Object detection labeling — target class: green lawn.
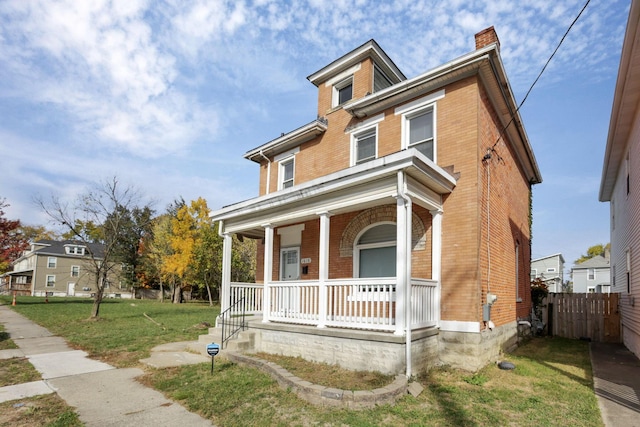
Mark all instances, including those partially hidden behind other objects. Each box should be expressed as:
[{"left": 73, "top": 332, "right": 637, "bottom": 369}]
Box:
[
  {"left": 0, "top": 296, "right": 218, "bottom": 367},
  {"left": 0, "top": 296, "right": 604, "bottom": 426}
]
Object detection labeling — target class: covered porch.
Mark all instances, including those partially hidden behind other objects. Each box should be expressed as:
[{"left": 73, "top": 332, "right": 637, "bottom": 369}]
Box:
[{"left": 212, "top": 150, "right": 457, "bottom": 335}]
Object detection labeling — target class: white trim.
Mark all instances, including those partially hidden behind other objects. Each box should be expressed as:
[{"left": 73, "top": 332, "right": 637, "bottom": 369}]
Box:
[
  {"left": 324, "top": 63, "right": 361, "bottom": 87},
  {"left": 274, "top": 147, "right": 300, "bottom": 162},
  {"left": 400, "top": 103, "right": 438, "bottom": 162},
  {"left": 347, "top": 113, "right": 385, "bottom": 133},
  {"left": 352, "top": 221, "right": 396, "bottom": 277},
  {"left": 394, "top": 89, "right": 445, "bottom": 116},
  {"left": 332, "top": 76, "right": 354, "bottom": 107},
  {"left": 351, "top": 126, "right": 378, "bottom": 166},
  {"left": 45, "top": 274, "right": 56, "bottom": 287},
  {"left": 439, "top": 320, "right": 481, "bottom": 333},
  {"left": 278, "top": 156, "right": 295, "bottom": 190}
]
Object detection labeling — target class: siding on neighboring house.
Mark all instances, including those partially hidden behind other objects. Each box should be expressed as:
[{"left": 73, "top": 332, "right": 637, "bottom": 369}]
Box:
[{"left": 599, "top": 0, "right": 640, "bottom": 359}]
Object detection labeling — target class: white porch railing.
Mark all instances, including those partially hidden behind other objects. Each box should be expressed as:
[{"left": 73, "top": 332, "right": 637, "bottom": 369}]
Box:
[
  {"left": 229, "top": 283, "right": 263, "bottom": 315},
  {"left": 230, "top": 278, "right": 438, "bottom": 332}
]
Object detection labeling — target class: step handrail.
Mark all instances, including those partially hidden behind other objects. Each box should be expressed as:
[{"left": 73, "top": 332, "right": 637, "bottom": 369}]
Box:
[{"left": 220, "top": 297, "right": 246, "bottom": 349}]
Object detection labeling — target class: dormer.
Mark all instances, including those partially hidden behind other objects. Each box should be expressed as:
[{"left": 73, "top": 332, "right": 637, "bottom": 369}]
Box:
[
  {"left": 307, "top": 40, "right": 406, "bottom": 116},
  {"left": 64, "top": 244, "right": 86, "bottom": 256}
]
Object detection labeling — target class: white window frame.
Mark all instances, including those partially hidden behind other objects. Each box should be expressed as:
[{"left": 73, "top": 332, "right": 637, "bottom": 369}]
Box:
[
  {"left": 546, "top": 267, "right": 556, "bottom": 273},
  {"left": 352, "top": 222, "right": 397, "bottom": 278},
  {"left": 530, "top": 268, "right": 537, "bottom": 280},
  {"left": 278, "top": 156, "right": 295, "bottom": 190},
  {"left": 65, "top": 245, "right": 85, "bottom": 255},
  {"left": 71, "top": 265, "right": 80, "bottom": 278},
  {"left": 46, "top": 275, "right": 55, "bottom": 287},
  {"left": 348, "top": 113, "right": 384, "bottom": 167},
  {"left": 588, "top": 268, "right": 595, "bottom": 281},
  {"left": 47, "top": 257, "right": 57, "bottom": 268},
  {"left": 332, "top": 77, "right": 353, "bottom": 107},
  {"left": 395, "top": 89, "right": 444, "bottom": 163},
  {"left": 352, "top": 127, "right": 377, "bottom": 165}
]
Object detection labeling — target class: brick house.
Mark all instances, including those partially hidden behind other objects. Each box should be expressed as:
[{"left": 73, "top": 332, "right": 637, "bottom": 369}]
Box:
[{"left": 211, "top": 27, "right": 542, "bottom": 374}]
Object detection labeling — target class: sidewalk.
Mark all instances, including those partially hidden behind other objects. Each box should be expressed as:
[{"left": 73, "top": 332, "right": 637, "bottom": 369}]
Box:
[
  {"left": 590, "top": 341, "right": 640, "bottom": 427},
  {"left": 0, "top": 304, "right": 213, "bottom": 426}
]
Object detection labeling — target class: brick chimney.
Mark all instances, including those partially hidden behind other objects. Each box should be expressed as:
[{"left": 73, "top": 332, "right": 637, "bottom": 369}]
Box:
[{"left": 475, "top": 26, "right": 500, "bottom": 51}]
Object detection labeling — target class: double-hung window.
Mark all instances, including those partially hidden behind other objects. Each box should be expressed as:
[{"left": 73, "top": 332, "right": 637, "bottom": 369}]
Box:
[
  {"left": 349, "top": 113, "right": 384, "bottom": 166},
  {"left": 333, "top": 77, "right": 353, "bottom": 107},
  {"left": 71, "top": 265, "right": 80, "bottom": 278},
  {"left": 47, "top": 257, "right": 57, "bottom": 268},
  {"left": 279, "top": 157, "right": 294, "bottom": 189},
  {"left": 354, "top": 129, "right": 377, "bottom": 164},
  {"left": 46, "top": 275, "right": 55, "bottom": 287},
  {"left": 396, "top": 89, "right": 444, "bottom": 162},
  {"left": 407, "top": 107, "right": 434, "bottom": 159}
]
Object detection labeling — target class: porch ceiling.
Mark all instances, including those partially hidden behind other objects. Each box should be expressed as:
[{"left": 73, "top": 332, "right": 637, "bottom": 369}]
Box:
[{"left": 212, "top": 150, "right": 457, "bottom": 237}]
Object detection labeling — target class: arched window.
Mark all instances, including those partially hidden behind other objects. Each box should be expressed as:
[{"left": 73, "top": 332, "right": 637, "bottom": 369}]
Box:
[{"left": 354, "top": 223, "right": 396, "bottom": 278}]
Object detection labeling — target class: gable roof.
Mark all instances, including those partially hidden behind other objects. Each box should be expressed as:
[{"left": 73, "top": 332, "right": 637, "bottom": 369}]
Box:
[
  {"left": 572, "top": 255, "right": 611, "bottom": 270},
  {"left": 532, "top": 253, "right": 565, "bottom": 264},
  {"left": 30, "top": 239, "right": 105, "bottom": 259}
]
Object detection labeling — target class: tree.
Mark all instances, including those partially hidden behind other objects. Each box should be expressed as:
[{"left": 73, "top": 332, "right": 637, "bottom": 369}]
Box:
[
  {"left": 575, "top": 243, "right": 611, "bottom": 264},
  {"left": 37, "top": 177, "right": 151, "bottom": 318},
  {"left": 0, "top": 199, "right": 29, "bottom": 273},
  {"left": 19, "top": 224, "right": 59, "bottom": 242}
]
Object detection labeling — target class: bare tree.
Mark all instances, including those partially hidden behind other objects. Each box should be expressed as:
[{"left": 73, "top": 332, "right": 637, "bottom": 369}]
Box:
[{"left": 37, "top": 177, "right": 150, "bottom": 318}]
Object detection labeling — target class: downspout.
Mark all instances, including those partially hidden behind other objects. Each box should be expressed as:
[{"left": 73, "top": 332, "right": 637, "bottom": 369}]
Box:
[
  {"left": 259, "top": 150, "right": 271, "bottom": 195},
  {"left": 397, "top": 171, "right": 413, "bottom": 378}
]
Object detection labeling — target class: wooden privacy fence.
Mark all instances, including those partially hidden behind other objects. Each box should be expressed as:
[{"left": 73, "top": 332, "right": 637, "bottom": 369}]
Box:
[{"left": 543, "top": 293, "right": 621, "bottom": 343}]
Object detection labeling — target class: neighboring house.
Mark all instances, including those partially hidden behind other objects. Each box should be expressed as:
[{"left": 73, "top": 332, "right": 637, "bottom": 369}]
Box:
[
  {"left": 211, "top": 27, "right": 542, "bottom": 374},
  {"left": 571, "top": 255, "right": 611, "bottom": 294},
  {"left": 0, "top": 239, "right": 129, "bottom": 299},
  {"left": 599, "top": 0, "right": 640, "bottom": 359},
  {"left": 531, "top": 253, "right": 565, "bottom": 293}
]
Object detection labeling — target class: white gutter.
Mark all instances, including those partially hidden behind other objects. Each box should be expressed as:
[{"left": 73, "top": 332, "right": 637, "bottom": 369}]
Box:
[{"left": 259, "top": 150, "right": 271, "bottom": 195}]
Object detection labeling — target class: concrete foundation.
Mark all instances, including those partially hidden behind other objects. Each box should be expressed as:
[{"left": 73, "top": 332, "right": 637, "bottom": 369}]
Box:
[
  {"left": 248, "top": 321, "right": 439, "bottom": 376},
  {"left": 437, "top": 321, "right": 519, "bottom": 371}
]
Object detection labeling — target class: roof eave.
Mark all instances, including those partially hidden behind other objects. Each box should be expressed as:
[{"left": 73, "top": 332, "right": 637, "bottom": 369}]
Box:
[{"left": 244, "top": 119, "right": 328, "bottom": 163}]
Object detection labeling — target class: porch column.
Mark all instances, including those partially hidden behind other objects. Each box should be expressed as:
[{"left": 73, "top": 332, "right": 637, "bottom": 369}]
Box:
[
  {"left": 430, "top": 209, "right": 443, "bottom": 325},
  {"left": 221, "top": 232, "right": 233, "bottom": 314},
  {"left": 317, "top": 212, "right": 331, "bottom": 328},
  {"left": 262, "top": 224, "right": 274, "bottom": 323},
  {"left": 395, "top": 196, "right": 408, "bottom": 335}
]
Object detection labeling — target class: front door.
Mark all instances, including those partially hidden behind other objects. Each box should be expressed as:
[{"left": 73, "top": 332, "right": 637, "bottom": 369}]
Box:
[
  {"left": 67, "top": 282, "right": 75, "bottom": 296},
  {"left": 280, "top": 247, "right": 300, "bottom": 281}
]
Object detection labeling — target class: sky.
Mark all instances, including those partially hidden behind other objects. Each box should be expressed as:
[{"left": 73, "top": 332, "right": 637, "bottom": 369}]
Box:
[{"left": 0, "top": 0, "right": 630, "bottom": 274}]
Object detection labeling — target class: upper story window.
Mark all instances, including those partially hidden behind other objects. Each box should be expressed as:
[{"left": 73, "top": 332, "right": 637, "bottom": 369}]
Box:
[
  {"left": 47, "top": 257, "right": 57, "bottom": 268},
  {"left": 546, "top": 268, "right": 556, "bottom": 273},
  {"left": 65, "top": 245, "right": 85, "bottom": 255},
  {"left": 354, "top": 129, "right": 377, "bottom": 164},
  {"left": 279, "top": 157, "right": 294, "bottom": 189},
  {"left": 373, "top": 65, "right": 392, "bottom": 93},
  {"left": 530, "top": 269, "right": 537, "bottom": 280},
  {"left": 71, "top": 265, "right": 80, "bottom": 278},
  {"left": 408, "top": 107, "right": 434, "bottom": 159},
  {"left": 348, "top": 113, "right": 384, "bottom": 167},
  {"left": 333, "top": 77, "right": 353, "bottom": 107},
  {"left": 588, "top": 268, "right": 595, "bottom": 280},
  {"left": 46, "top": 275, "right": 55, "bottom": 287},
  {"left": 395, "top": 89, "right": 444, "bottom": 162}
]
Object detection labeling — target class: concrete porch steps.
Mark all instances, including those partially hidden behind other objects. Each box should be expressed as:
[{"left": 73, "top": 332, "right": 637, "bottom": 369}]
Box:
[{"left": 187, "top": 326, "right": 256, "bottom": 356}]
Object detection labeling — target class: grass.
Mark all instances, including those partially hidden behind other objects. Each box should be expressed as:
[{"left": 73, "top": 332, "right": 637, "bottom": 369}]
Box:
[
  {"left": 0, "top": 323, "right": 18, "bottom": 350},
  {"left": 0, "top": 295, "right": 218, "bottom": 367},
  {"left": 0, "top": 296, "right": 604, "bottom": 426},
  {"left": 0, "top": 358, "right": 42, "bottom": 387},
  {"left": 0, "top": 394, "right": 82, "bottom": 427}
]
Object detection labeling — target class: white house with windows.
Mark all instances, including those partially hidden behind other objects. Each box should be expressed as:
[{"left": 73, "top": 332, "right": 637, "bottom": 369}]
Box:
[
  {"left": 531, "top": 253, "right": 565, "bottom": 293},
  {"left": 571, "top": 255, "right": 611, "bottom": 294},
  {"left": 599, "top": 0, "right": 640, "bottom": 359}
]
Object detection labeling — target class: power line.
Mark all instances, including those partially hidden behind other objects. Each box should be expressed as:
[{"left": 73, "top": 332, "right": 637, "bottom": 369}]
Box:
[{"left": 491, "top": 0, "right": 592, "bottom": 150}]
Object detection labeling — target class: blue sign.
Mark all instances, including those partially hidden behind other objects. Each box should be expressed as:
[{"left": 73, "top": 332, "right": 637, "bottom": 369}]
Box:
[{"left": 206, "top": 343, "right": 220, "bottom": 356}]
